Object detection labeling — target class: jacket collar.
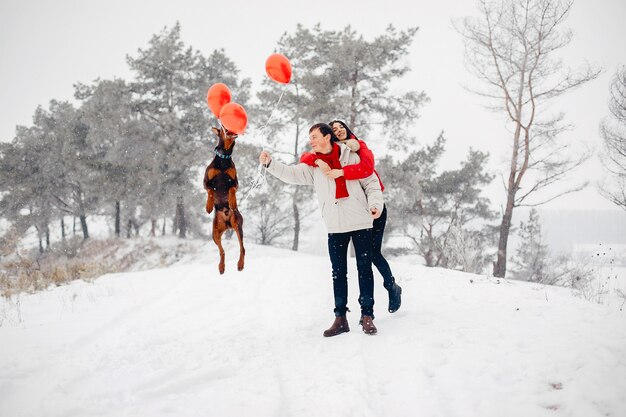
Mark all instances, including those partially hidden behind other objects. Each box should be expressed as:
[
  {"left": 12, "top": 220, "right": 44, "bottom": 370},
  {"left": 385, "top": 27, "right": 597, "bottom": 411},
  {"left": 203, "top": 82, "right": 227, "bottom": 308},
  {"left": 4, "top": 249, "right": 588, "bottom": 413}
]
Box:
[{"left": 337, "top": 142, "right": 350, "bottom": 161}]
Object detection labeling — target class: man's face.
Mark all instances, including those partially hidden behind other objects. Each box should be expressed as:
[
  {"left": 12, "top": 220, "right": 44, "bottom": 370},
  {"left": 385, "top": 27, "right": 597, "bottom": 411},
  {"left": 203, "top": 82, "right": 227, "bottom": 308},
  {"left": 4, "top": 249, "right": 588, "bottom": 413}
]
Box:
[{"left": 309, "top": 128, "right": 329, "bottom": 153}]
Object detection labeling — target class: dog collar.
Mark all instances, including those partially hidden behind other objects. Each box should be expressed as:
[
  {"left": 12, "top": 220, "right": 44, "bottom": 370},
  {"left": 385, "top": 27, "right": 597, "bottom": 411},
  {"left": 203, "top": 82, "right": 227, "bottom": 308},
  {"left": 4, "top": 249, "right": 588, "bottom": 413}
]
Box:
[{"left": 214, "top": 148, "right": 232, "bottom": 159}]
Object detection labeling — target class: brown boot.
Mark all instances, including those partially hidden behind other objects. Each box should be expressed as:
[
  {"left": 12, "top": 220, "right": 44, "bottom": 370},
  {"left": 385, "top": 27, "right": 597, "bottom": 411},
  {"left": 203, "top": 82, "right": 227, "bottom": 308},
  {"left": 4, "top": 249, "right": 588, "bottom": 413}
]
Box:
[
  {"left": 323, "top": 315, "right": 350, "bottom": 337},
  {"left": 361, "top": 315, "right": 377, "bottom": 335}
]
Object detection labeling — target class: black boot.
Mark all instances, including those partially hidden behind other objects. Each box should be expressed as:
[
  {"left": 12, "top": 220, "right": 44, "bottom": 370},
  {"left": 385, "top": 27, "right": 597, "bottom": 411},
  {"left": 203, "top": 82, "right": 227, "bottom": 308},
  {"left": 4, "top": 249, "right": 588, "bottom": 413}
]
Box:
[
  {"left": 388, "top": 283, "right": 402, "bottom": 313},
  {"left": 323, "top": 315, "right": 350, "bottom": 337}
]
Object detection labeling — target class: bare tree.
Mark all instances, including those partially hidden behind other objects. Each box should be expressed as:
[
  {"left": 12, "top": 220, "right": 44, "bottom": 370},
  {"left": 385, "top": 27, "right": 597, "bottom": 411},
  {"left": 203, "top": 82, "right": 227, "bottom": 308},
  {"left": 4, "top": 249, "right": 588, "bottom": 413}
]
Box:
[
  {"left": 458, "top": 0, "right": 600, "bottom": 277},
  {"left": 600, "top": 66, "right": 626, "bottom": 210}
]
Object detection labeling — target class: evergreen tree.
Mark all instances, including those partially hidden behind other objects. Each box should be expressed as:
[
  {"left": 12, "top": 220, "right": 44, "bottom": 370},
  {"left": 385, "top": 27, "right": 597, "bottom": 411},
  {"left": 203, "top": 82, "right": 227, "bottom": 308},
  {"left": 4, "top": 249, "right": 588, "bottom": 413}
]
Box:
[
  {"left": 378, "top": 133, "right": 496, "bottom": 268},
  {"left": 511, "top": 209, "right": 550, "bottom": 282},
  {"left": 254, "top": 25, "right": 320, "bottom": 250},
  {"left": 39, "top": 101, "right": 94, "bottom": 240},
  {"left": 313, "top": 25, "right": 428, "bottom": 149},
  {"left": 126, "top": 22, "right": 250, "bottom": 238},
  {"left": 75, "top": 78, "right": 149, "bottom": 237},
  {"left": 0, "top": 126, "right": 55, "bottom": 251},
  {"left": 256, "top": 24, "right": 428, "bottom": 250},
  {"left": 0, "top": 100, "right": 94, "bottom": 244}
]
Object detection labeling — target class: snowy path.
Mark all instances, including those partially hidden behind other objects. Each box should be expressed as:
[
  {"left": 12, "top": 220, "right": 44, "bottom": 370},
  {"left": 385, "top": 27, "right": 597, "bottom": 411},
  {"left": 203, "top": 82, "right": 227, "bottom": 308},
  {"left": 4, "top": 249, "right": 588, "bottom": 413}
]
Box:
[{"left": 1, "top": 242, "right": 625, "bottom": 417}]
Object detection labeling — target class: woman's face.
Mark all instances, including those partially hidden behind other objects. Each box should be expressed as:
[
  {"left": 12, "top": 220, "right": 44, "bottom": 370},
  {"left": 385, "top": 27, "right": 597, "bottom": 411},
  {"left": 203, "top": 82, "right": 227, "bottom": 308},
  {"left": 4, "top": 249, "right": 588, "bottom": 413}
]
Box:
[{"left": 331, "top": 123, "right": 348, "bottom": 141}]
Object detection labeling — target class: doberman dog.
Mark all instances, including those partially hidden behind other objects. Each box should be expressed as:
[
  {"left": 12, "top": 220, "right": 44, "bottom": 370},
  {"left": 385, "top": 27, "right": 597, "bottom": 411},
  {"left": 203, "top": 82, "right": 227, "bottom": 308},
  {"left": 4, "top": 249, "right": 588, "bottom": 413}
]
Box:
[{"left": 204, "top": 126, "right": 245, "bottom": 275}]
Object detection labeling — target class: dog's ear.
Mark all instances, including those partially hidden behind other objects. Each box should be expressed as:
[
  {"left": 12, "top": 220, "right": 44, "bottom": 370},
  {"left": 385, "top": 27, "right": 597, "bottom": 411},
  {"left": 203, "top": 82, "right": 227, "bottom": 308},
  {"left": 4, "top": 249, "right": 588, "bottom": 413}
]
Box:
[{"left": 211, "top": 127, "right": 220, "bottom": 136}]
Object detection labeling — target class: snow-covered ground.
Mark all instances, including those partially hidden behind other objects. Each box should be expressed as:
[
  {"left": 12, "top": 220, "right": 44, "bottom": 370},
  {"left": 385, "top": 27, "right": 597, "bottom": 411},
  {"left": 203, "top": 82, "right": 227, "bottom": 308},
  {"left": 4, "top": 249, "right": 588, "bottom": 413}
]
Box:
[{"left": 1, "top": 240, "right": 625, "bottom": 417}]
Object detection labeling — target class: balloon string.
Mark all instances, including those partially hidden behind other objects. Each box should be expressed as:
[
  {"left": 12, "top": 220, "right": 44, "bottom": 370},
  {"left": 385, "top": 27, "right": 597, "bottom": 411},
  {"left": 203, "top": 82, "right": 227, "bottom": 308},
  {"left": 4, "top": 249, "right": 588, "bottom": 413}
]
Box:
[
  {"left": 258, "top": 83, "right": 288, "bottom": 150},
  {"left": 240, "top": 83, "right": 289, "bottom": 204}
]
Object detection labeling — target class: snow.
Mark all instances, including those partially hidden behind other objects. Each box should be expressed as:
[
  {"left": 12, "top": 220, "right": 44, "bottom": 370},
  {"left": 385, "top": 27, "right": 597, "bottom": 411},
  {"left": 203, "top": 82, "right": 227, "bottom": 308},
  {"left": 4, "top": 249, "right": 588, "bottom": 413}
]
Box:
[{"left": 1, "top": 240, "right": 625, "bottom": 417}]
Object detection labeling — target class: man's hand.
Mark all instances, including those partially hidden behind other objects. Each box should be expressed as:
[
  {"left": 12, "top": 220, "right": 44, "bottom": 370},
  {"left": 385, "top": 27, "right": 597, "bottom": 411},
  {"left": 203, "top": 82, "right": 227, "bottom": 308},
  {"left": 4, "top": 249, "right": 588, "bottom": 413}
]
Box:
[
  {"left": 345, "top": 139, "right": 360, "bottom": 152},
  {"left": 370, "top": 207, "right": 382, "bottom": 219},
  {"left": 315, "top": 159, "right": 331, "bottom": 174},
  {"left": 326, "top": 169, "right": 344, "bottom": 179},
  {"left": 259, "top": 151, "right": 272, "bottom": 166}
]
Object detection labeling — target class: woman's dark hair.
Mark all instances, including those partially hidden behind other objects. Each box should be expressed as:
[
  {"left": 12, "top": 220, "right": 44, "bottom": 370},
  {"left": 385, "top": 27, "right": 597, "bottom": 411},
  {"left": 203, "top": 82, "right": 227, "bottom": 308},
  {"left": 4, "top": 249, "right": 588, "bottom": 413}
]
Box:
[
  {"left": 329, "top": 120, "right": 359, "bottom": 141},
  {"left": 309, "top": 123, "right": 339, "bottom": 142}
]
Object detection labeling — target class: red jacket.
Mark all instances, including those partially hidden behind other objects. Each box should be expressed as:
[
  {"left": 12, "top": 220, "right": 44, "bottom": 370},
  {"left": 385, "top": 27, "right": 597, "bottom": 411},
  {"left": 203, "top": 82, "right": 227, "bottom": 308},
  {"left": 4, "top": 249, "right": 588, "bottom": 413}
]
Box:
[{"left": 300, "top": 140, "right": 385, "bottom": 192}]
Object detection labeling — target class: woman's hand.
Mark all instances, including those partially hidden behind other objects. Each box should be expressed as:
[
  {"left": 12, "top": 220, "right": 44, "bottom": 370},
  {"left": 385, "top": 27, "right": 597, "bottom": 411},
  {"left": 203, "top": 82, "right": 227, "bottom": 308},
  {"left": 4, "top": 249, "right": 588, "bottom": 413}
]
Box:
[
  {"left": 315, "top": 159, "right": 331, "bottom": 174},
  {"left": 345, "top": 139, "right": 360, "bottom": 152},
  {"left": 326, "top": 169, "right": 344, "bottom": 179},
  {"left": 370, "top": 207, "right": 382, "bottom": 219}
]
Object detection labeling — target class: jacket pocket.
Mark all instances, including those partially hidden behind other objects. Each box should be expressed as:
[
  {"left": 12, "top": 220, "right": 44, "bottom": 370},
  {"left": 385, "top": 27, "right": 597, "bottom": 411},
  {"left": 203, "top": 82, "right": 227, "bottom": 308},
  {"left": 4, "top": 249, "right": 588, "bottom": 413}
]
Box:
[{"left": 321, "top": 200, "right": 340, "bottom": 230}]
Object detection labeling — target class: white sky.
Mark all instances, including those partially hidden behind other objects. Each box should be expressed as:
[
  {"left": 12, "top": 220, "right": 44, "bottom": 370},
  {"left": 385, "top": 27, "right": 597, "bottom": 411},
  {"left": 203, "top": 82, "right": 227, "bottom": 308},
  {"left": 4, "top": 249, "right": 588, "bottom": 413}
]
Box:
[{"left": 1, "top": 0, "right": 625, "bottom": 214}]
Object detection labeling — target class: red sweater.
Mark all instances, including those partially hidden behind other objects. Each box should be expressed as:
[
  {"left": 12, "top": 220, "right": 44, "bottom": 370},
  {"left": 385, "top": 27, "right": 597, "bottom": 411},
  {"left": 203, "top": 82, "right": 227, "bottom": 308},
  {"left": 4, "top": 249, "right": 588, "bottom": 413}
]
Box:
[{"left": 300, "top": 140, "right": 385, "bottom": 192}]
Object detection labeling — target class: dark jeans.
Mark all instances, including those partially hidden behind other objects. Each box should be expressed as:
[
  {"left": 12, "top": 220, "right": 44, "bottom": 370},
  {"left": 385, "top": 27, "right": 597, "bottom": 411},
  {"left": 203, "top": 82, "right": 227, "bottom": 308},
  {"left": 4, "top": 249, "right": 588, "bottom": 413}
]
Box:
[
  {"left": 327, "top": 228, "right": 374, "bottom": 317},
  {"left": 372, "top": 205, "right": 397, "bottom": 290}
]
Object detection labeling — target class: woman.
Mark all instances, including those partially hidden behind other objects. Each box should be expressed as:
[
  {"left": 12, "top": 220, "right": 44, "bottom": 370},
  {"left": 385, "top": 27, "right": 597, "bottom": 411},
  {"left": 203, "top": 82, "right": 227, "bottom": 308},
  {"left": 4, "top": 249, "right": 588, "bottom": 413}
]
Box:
[{"left": 300, "top": 120, "right": 402, "bottom": 314}]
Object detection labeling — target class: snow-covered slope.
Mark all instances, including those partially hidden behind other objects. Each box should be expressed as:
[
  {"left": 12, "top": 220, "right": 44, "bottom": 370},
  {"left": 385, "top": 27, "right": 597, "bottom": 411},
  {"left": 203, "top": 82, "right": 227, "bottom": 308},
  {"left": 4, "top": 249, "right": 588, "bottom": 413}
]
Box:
[{"left": 1, "top": 241, "right": 625, "bottom": 417}]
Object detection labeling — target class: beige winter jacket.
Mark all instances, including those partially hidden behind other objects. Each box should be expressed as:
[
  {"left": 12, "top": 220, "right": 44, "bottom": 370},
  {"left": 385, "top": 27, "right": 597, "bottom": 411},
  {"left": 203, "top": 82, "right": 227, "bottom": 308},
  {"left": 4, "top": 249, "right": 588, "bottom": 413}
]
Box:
[{"left": 266, "top": 144, "right": 384, "bottom": 233}]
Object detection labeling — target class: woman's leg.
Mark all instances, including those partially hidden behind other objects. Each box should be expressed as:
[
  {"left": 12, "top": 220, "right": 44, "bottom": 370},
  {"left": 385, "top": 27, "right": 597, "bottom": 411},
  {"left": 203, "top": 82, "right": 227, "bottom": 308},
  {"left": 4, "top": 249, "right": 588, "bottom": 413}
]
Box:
[
  {"left": 371, "top": 205, "right": 396, "bottom": 290},
  {"left": 327, "top": 232, "right": 351, "bottom": 316},
  {"left": 372, "top": 205, "right": 402, "bottom": 313}
]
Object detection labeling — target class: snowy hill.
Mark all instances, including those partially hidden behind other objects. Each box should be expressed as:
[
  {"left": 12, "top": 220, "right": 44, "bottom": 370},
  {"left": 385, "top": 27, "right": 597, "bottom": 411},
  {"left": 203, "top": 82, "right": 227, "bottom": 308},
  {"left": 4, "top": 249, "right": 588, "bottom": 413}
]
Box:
[{"left": 1, "top": 241, "right": 625, "bottom": 417}]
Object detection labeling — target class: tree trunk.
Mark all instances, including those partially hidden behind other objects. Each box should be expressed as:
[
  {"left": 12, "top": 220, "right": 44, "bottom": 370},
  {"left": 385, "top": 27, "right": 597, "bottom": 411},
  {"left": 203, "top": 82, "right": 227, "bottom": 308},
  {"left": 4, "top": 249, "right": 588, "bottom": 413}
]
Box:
[
  {"left": 79, "top": 214, "right": 89, "bottom": 239},
  {"left": 424, "top": 225, "right": 434, "bottom": 267},
  {"left": 45, "top": 224, "right": 50, "bottom": 249},
  {"left": 349, "top": 73, "right": 358, "bottom": 128},
  {"left": 127, "top": 219, "right": 133, "bottom": 238},
  {"left": 61, "top": 217, "right": 66, "bottom": 240},
  {"left": 150, "top": 219, "right": 157, "bottom": 237},
  {"left": 494, "top": 120, "right": 523, "bottom": 278},
  {"left": 291, "top": 101, "right": 301, "bottom": 252},
  {"left": 73, "top": 216, "right": 77, "bottom": 235},
  {"left": 494, "top": 197, "right": 515, "bottom": 278},
  {"left": 424, "top": 249, "right": 433, "bottom": 267},
  {"left": 162, "top": 217, "right": 166, "bottom": 236},
  {"left": 291, "top": 188, "right": 300, "bottom": 251},
  {"left": 36, "top": 225, "right": 43, "bottom": 253},
  {"left": 115, "top": 201, "right": 121, "bottom": 237},
  {"left": 177, "top": 195, "right": 186, "bottom": 238}
]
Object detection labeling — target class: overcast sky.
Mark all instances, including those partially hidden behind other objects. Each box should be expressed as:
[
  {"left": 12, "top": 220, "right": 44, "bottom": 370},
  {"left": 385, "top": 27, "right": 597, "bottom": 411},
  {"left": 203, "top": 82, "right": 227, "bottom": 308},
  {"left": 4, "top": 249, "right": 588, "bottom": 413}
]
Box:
[{"left": 1, "top": 0, "right": 625, "bottom": 214}]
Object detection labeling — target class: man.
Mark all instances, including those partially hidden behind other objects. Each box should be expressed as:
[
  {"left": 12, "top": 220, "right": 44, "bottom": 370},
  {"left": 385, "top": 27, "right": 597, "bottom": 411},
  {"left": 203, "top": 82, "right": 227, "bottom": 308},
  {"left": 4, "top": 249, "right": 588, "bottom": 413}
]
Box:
[{"left": 259, "top": 123, "right": 383, "bottom": 336}]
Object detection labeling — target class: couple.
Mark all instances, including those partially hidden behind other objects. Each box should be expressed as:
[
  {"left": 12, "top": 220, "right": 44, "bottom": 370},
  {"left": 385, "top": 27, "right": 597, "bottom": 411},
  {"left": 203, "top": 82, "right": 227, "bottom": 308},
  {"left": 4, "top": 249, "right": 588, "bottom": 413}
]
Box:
[{"left": 259, "top": 121, "right": 402, "bottom": 337}]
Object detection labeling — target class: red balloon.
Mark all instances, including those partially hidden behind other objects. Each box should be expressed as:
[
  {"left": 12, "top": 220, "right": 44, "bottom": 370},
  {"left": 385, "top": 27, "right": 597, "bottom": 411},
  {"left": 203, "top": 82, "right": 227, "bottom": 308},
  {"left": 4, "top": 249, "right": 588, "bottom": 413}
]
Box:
[
  {"left": 219, "top": 103, "right": 248, "bottom": 134},
  {"left": 265, "top": 53, "right": 292, "bottom": 84},
  {"left": 207, "top": 83, "right": 232, "bottom": 117}
]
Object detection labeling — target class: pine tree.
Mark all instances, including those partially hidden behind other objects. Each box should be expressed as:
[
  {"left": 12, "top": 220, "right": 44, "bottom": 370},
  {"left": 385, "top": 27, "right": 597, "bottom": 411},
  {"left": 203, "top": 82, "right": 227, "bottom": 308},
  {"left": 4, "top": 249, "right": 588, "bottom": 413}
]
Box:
[
  {"left": 256, "top": 24, "right": 428, "bottom": 250},
  {"left": 126, "top": 23, "right": 250, "bottom": 238},
  {"left": 378, "top": 133, "right": 496, "bottom": 268},
  {"left": 75, "top": 78, "right": 149, "bottom": 237},
  {"left": 511, "top": 209, "right": 550, "bottom": 282}
]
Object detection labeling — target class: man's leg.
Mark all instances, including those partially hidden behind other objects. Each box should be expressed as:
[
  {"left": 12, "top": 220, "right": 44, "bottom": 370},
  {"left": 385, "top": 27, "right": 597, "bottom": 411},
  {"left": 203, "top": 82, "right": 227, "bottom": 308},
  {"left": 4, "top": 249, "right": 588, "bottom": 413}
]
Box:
[
  {"left": 324, "top": 232, "right": 351, "bottom": 337},
  {"left": 327, "top": 232, "right": 351, "bottom": 316},
  {"left": 351, "top": 228, "right": 375, "bottom": 317}
]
